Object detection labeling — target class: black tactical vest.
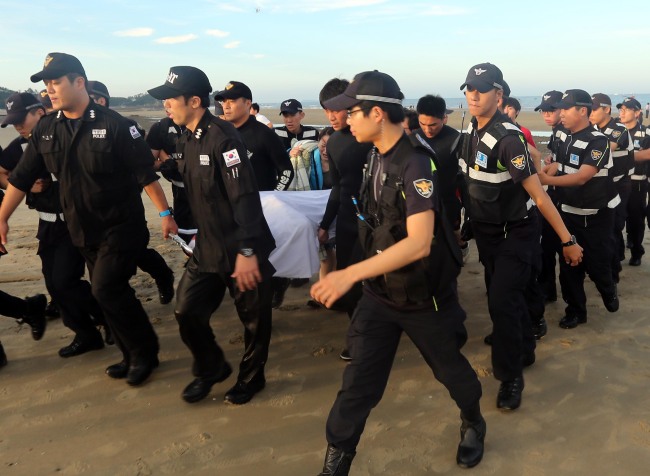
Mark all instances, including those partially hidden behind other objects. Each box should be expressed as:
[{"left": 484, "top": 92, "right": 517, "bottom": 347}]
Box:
[{"left": 357, "top": 137, "right": 462, "bottom": 306}]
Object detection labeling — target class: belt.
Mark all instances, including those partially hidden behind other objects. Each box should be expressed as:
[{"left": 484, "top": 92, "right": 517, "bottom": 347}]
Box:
[{"left": 38, "top": 212, "right": 65, "bottom": 223}]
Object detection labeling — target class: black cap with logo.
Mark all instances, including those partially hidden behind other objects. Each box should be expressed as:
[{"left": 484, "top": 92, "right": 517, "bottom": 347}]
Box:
[
  {"left": 30, "top": 52, "right": 86, "bottom": 83},
  {"left": 460, "top": 63, "right": 504, "bottom": 93},
  {"left": 148, "top": 66, "right": 212, "bottom": 100},
  {"left": 38, "top": 89, "right": 52, "bottom": 109},
  {"left": 280, "top": 99, "right": 303, "bottom": 115},
  {"left": 534, "top": 90, "right": 563, "bottom": 111},
  {"left": 88, "top": 80, "right": 110, "bottom": 100},
  {"left": 616, "top": 97, "right": 642, "bottom": 110},
  {"left": 554, "top": 89, "right": 593, "bottom": 109},
  {"left": 213, "top": 81, "right": 253, "bottom": 101},
  {"left": 591, "top": 93, "right": 611, "bottom": 109},
  {"left": 1, "top": 92, "right": 44, "bottom": 128},
  {"left": 322, "top": 70, "right": 403, "bottom": 111}
]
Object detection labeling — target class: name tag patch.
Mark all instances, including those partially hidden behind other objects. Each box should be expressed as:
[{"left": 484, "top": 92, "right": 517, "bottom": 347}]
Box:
[
  {"left": 199, "top": 154, "right": 210, "bottom": 166},
  {"left": 223, "top": 149, "right": 241, "bottom": 167},
  {"left": 475, "top": 151, "right": 488, "bottom": 168},
  {"left": 92, "top": 128, "right": 106, "bottom": 139},
  {"left": 129, "top": 125, "right": 141, "bottom": 139},
  {"left": 569, "top": 153, "right": 580, "bottom": 166}
]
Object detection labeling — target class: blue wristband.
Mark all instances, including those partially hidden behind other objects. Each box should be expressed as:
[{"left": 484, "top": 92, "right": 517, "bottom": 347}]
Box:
[{"left": 159, "top": 207, "right": 173, "bottom": 217}]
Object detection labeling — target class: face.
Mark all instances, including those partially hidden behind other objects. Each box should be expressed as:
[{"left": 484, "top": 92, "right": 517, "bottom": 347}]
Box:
[
  {"left": 346, "top": 106, "right": 380, "bottom": 143},
  {"left": 282, "top": 111, "right": 304, "bottom": 134},
  {"left": 318, "top": 134, "right": 331, "bottom": 162},
  {"left": 464, "top": 86, "right": 500, "bottom": 120},
  {"left": 503, "top": 105, "right": 518, "bottom": 122},
  {"left": 589, "top": 106, "right": 609, "bottom": 127},
  {"left": 163, "top": 95, "right": 195, "bottom": 127},
  {"left": 418, "top": 114, "right": 444, "bottom": 138},
  {"left": 540, "top": 109, "right": 561, "bottom": 127},
  {"left": 44, "top": 75, "right": 84, "bottom": 111},
  {"left": 560, "top": 106, "right": 586, "bottom": 132},
  {"left": 13, "top": 109, "right": 44, "bottom": 138},
  {"left": 618, "top": 106, "right": 640, "bottom": 127},
  {"left": 222, "top": 97, "right": 251, "bottom": 126},
  {"left": 323, "top": 108, "right": 348, "bottom": 131}
]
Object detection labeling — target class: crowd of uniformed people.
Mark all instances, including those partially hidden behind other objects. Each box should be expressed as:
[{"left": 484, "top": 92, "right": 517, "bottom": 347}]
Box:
[{"left": 0, "top": 53, "right": 648, "bottom": 474}]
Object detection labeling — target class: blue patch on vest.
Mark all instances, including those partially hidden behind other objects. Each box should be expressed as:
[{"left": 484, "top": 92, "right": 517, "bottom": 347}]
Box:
[
  {"left": 475, "top": 151, "right": 488, "bottom": 168},
  {"left": 569, "top": 153, "right": 580, "bottom": 166}
]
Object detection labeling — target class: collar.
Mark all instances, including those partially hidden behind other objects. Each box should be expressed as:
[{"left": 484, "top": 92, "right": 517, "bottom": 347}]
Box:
[
  {"left": 472, "top": 110, "right": 508, "bottom": 134},
  {"left": 54, "top": 102, "right": 98, "bottom": 123},
  {"left": 188, "top": 109, "right": 213, "bottom": 141}
]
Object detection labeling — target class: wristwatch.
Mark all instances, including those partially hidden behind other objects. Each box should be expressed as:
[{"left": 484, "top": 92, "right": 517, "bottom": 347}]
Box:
[
  {"left": 159, "top": 207, "right": 174, "bottom": 217},
  {"left": 561, "top": 235, "right": 577, "bottom": 247},
  {"left": 239, "top": 248, "right": 255, "bottom": 257}
]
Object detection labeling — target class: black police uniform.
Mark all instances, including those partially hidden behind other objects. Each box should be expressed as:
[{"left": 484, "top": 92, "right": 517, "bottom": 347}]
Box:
[
  {"left": 274, "top": 124, "right": 319, "bottom": 151},
  {"left": 555, "top": 126, "right": 618, "bottom": 322},
  {"left": 236, "top": 115, "right": 293, "bottom": 192},
  {"left": 460, "top": 111, "right": 538, "bottom": 384},
  {"left": 174, "top": 109, "right": 276, "bottom": 385},
  {"left": 0, "top": 136, "right": 105, "bottom": 345},
  {"left": 9, "top": 103, "right": 160, "bottom": 367},
  {"left": 626, "top": 124, "right": 650, "bottom": 261},
  {"left": 319, "top": 127, "right": 372, "bottom": 315},
  {"left": 594, "top": 119, "right": 633, "bottom": 279},
  {"left": 146, "top": 117, "right": 196, "bottom": 242},
  {"left": 412, "top": 125, "right": 463, "bottom": 228},
  {"left": 325, "top": 134, "right": 482, "bottom": 452}
]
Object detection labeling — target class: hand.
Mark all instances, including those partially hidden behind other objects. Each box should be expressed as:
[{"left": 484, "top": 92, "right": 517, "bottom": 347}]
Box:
[
  {"left": 30, "top": 178, "right": 51, "bottom": 193},
  {"left": 310, "top": 269, "right": 354, "bottom": 308},
  {"left": 231, "top": 254, "right": 262, "bottom": 292},
  {"left": 562, "top": 243, "right": 583, "bottom": 267},
  {"left": 289, "top": 146, "right": 302, "bottom": 158},
  {"left": 543, "top": 162, "right": 559, "bottom": 176},
  {"left": 543, "top": 154, "right": 553, "bottom": 165},
  {"left": 317, "top": 227, "right": 329, "bottom": 244},
  {"left": 161, "top": 216, "right": 178, "bottom": 239}
]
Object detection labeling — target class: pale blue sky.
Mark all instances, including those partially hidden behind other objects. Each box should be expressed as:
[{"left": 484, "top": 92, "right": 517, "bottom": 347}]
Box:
[{"left": 1, "top": 0, "right": 649, "bottom": 102}]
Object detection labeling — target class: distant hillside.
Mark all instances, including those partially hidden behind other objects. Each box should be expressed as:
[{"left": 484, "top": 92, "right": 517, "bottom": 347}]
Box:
[{"left": 0, "top": 86, "right": 159, "bottom": 108}]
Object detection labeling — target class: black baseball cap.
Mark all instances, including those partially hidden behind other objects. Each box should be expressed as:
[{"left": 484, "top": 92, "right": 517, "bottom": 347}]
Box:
[
  {"left": 591, "top": 93, "right": 611, "bottom": 109},
  {"left": 460, "top": 63, "right": 504, "bottom": 93},
  {"left": 502, "top": 79, "right": 511, "bottom": 98},
  {"left": 148, "top": 66, "right": 212, "bottom": 100},
  {"left": 322, "top": 70, "right": 403, "bottom": 111},
  {"left": 30, "top": 52, "right": 86, "bottom": 82},
  {"left": 1, "top": 92, "right": 44, "bottom": 128},
  {"left": 38, "top": 89, "right": 52, "bottom": 109},
  {"left": 88, "top": 80, "right": 110, "bottom": 100},
  {"left": 616, "top": 97, "right": 642, "bottom": 110},
  {"left": 280, "top": 99, "right": 303, "bottom": 115},
  {"left": 534, "top": 90, "right": 563, "bottom": 112},
  {"left": 213, "top": 81, "right": 253, "bottom": 101},
  {"left": 554, "top": 89, "right": 592, "bottom": 109}
]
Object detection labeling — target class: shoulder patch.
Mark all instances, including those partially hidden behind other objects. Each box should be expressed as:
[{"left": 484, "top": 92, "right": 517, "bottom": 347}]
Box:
[
  {"left": 223, "top": 149, "right": 241, "bottom": 167},
  {"left": 129, "top": 125, "right": 141, "bottom": 139},
  {"left": 591, "top": 149, "right": 603, "bottom": 161},
  {"left": 511, "top": 155, "right": 526, "bottom": 170},
  {"left": 413, "top": 178, "right": 433, "bottom": 198},
  {"left": 611, "top": 130, "right": 621, "bottom": 139}
]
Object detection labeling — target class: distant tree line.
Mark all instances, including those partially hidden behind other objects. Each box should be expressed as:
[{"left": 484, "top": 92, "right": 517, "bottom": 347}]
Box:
[{"left": 0, "top": 86, "right": 160, "bottom": 109}]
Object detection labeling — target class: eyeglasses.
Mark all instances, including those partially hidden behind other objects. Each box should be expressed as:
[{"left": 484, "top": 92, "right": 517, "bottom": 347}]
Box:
[{"left": 347, "top": 108, "right": 371, "bottom": 119}]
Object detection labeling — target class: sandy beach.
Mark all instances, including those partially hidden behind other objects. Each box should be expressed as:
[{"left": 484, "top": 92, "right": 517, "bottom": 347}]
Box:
[{"left": 2, "top": 111, "right": 650, "bottom": 475}]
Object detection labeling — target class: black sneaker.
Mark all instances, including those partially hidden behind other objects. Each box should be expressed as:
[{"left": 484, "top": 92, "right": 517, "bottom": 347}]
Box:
[
  {"left": 603, "top": 285, "right": 619, "bottom": 313},
  {"left": 44, "top": 300, "right": 60, "bottom": 320},
  {"left": 532, "top": 318, "right": 547, "bottom": 340},
  {"left": 456, "top": 416, "right": 486, "bottom": 468},
  {"left": 497, "top": 376, "right": 524, "bottom": 410},
  {"left": 156, "top": 270, "right": 175, "bottom": 305},
  {"left": 559, "top": 314, "right": 587, "bottom": 329},
  {"left": 339, "top": 348, "right": 352, "bottom": 361}
]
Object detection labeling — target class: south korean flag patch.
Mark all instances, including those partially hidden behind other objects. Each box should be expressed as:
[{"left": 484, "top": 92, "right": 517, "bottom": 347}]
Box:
[
  {"left": 223, "top": 149, "right": 241, "bottom": 167},
  {"left": 129, "top": 125, "right": 141, "bottom": 139},
  {"left": 413, "top": 179, "right": 433, "bottom": 198}
]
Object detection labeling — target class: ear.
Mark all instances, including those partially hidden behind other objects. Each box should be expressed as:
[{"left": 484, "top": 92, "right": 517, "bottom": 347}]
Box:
[{"left": 495, "top": 89, "right": 503, "bottom": 101}]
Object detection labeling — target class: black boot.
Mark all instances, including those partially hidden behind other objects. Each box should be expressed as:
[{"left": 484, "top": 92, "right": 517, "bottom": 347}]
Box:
[
  {"left": 0, "top": 341, "right": 7, "bottom": 368},
  {"left": 22, "top": 294, "right": 47, "bottom": 341},
  {"left": 456, "top": 415, "right": 486, "bottom": 468},
  {"left": 317, "top": 444, "right": 355, "bottom": 476}
]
